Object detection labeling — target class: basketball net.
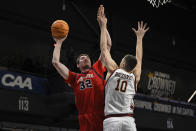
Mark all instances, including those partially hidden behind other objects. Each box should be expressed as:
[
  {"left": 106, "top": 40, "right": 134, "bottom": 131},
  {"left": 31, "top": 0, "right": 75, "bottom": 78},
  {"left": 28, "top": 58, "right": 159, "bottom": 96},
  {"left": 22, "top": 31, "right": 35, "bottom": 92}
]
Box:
[{"left": 147, "top": 0, "right": 171, "bottom": 8}]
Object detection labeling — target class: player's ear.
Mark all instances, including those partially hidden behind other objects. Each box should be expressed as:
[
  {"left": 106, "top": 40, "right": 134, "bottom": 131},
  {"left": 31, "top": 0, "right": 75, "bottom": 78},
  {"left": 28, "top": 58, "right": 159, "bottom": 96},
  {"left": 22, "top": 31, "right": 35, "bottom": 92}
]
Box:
[
  {"left": 123, "top": 61, "right": 126, "bottom": 66},
  {"left": 77, "top": 64, "right": 79, "bottom": 68},
  {"left": 122, "top": 61, "right": 126, "bottom": 68}
]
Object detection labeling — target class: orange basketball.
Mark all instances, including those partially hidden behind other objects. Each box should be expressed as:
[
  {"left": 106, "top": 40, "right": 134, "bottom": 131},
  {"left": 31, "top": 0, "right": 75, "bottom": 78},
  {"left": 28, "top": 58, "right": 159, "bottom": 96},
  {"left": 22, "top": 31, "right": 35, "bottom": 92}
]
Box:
[{"left": 51, "top": 20, "right": 69, "bottom": 39}]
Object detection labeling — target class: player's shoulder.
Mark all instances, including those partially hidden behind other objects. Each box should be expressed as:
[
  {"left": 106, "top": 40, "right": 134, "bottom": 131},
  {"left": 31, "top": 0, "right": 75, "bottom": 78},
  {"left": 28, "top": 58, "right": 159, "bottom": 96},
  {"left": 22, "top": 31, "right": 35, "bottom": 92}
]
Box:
[
  {"left": 71, "top": 72, "right": 83, "bottom": 79},
  {"left": 114, "top": 68, "right": 123, "bottom": 73},
  {"left": 92, "top": 59, "right": 102, "bottom": 67}
]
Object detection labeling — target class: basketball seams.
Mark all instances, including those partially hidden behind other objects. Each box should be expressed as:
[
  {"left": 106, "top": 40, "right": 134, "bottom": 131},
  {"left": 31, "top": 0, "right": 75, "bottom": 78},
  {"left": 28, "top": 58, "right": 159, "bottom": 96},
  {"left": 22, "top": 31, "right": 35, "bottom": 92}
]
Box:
[
  {"left": 51, "top": 20, "right": 69, "bottom": 38},
  {"left": 51, "top": 27, "right": 69, "bottom": 32}
]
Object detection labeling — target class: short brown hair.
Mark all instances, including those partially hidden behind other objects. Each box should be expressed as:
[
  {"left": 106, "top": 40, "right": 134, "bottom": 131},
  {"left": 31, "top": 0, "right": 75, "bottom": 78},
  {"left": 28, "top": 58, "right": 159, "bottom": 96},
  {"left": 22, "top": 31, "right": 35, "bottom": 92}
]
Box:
[
  {"left": 76, "top": 54, "right": 90, "bottom": 64},
  {"left": 123, "top": 54, "right": 137, "bottom": 72}
]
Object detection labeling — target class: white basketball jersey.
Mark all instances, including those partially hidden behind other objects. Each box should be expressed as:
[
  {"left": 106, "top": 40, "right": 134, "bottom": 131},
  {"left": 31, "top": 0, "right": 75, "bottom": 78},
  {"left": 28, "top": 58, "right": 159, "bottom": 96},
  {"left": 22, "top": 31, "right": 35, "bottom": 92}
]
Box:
[{"left": 104, "top": 69, "right": 136, "bottom": 116}]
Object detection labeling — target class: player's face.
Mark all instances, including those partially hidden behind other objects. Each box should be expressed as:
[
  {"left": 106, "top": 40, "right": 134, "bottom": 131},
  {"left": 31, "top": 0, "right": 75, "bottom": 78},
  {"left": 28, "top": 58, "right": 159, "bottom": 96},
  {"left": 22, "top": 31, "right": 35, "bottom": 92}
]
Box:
[{"left": 78, "top": 55, "right": 91, "bottom": 71}]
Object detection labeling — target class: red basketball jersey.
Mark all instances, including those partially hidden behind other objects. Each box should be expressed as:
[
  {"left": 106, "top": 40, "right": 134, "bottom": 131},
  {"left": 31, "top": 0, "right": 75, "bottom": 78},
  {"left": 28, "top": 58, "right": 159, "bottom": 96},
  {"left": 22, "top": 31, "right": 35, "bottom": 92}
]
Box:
[{"left": 65, "top": 59, "right": 106, "bottom": 131}]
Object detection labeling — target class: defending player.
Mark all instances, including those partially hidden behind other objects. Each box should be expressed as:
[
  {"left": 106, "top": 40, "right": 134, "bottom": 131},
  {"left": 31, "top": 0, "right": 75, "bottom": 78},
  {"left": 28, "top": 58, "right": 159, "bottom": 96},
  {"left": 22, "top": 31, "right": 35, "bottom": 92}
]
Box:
[
  {"left": 52, "top": 5, "right": 112, "bottom": 131},
  {"left": 98, "top": 5, "right": 149, "bottom": 131}
]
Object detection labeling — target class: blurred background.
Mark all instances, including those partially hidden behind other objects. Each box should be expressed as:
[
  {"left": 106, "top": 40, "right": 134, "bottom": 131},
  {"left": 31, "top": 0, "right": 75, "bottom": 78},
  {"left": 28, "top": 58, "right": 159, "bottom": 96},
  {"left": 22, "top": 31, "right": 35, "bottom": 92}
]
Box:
[{"left": 0, "top": 0, "right": 196, "bottom": 130}]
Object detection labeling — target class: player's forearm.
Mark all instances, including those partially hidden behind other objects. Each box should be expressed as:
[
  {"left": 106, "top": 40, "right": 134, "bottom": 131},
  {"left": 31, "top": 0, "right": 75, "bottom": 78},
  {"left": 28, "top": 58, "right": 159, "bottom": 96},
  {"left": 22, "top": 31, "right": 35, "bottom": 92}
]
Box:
[
  {"left": 52, "top": 42, "right": 62, "bottom": 64},
  {"left": 106, "top": 29, "right": 112, "bottom": 52},
  {"left": 136, "top": 38, "right": 143, "bottom": 62},
  {"left": 52, "top": 41, "right": 70, "bottom": 80},
  {"left": 100, "top": 25, "right": 108, "bottom": 55}
]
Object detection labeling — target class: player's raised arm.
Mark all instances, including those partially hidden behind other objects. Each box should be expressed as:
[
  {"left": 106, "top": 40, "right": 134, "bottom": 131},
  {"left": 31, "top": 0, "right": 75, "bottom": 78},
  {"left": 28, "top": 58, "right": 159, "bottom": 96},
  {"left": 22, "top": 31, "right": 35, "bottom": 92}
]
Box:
[
  {"left": 52, "top": 37, "right": 69, "bottom": 80},
  {"left": 97, "top": 5, "right": 112, "bottom": 52},
  {"left": 99, "top": 5, "right": 118, "bottom": 74},
  {"left": 132, "top": 21, "right": 149, "bottom": 87},
  {"left": 97, "top": 5, "right": 112, "bottom": 65}
]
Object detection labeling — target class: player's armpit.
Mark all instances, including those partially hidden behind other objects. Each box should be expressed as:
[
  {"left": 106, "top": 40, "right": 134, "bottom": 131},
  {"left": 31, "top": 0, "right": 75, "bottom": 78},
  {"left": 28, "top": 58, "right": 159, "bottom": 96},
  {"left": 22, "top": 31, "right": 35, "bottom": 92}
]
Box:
[
  {"left": 98, "top": 55, "right": 106, "bottom": 68},
  {"left": 64, "top": 70, "right": 76, "bottom": 87}
]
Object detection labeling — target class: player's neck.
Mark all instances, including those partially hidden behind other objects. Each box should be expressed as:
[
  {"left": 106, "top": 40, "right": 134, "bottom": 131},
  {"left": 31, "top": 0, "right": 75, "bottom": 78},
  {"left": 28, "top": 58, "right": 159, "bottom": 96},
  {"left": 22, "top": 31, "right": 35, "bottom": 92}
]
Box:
[
  {"left": 121, "top": 68, "right": 133, "bottom": 74},
  {"left": 81, "top": 68, "right": 90, "bottom": 73}
]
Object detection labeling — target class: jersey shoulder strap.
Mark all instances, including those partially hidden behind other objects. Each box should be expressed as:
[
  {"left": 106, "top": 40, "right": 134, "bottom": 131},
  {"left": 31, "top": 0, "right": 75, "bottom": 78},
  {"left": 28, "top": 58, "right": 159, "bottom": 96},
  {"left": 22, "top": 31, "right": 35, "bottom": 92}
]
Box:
[{"left": 91, "top": 67, "right": 104, "bottom": 85}]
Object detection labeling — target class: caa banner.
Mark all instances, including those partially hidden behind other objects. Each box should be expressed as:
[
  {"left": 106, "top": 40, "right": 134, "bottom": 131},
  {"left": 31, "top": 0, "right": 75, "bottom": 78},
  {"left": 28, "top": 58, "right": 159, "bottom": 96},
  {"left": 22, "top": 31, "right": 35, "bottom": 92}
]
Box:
[{"left": 0, "top": 70, "right": 48, "bottom": 94}]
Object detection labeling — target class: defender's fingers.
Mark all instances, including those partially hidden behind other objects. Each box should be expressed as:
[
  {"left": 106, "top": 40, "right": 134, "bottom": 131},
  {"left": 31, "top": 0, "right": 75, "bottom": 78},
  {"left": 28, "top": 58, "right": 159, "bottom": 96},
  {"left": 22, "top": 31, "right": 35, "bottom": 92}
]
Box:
[
  {"left": 141, "top": 21, "right": 143, "bottom": 28},
  {"left": 101, "top": 6, "right": 105, "bottom": 17},
  {"left": 97, "top": 6, "right": 101, "bottom": 16},
  {"left": 132, "top": 28, "right": 137, "bottom": 33},
  {"left": 143, "top": 23, "right": 147, "bottom": 29},
  {"left": 138, "top": 21, "right": 141, "bottom": 29},
  {"left": 100, "top": 4, "right": 104, "bottom": 10},
  {"left": 102, "top": 6, "right": 105, "bottom": 15},
  {"left": 145, "top": 27, "right": 150, "bottom": 32}
]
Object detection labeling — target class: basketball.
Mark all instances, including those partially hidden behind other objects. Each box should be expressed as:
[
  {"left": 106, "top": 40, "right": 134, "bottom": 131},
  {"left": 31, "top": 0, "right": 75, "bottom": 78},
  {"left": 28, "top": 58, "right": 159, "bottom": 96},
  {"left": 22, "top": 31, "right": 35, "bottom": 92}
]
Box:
[{"left": 51, "top": 20, "right": 69, "bottom": 39}]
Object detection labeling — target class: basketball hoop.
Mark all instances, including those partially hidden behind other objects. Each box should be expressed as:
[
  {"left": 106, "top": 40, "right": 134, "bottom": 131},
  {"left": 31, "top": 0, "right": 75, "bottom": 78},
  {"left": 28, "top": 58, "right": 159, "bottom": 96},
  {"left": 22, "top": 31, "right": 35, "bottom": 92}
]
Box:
[{"left": 147, "top": 0, "right": 171, "bottom": 8}]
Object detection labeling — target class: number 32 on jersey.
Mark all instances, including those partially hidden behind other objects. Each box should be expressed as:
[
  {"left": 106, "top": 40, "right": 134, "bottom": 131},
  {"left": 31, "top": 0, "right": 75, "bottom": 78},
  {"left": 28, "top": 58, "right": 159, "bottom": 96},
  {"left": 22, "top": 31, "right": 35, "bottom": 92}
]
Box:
[{"left": 80, "top": 79, "right": 92, "bottom": 90}]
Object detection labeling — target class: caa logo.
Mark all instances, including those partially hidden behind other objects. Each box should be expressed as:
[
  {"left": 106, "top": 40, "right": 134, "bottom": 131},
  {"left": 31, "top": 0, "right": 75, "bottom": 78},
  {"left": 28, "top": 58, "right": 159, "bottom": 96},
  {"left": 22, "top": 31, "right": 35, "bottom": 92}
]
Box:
[{"left": 1, "top": 74, "right": 32, "bottom": 90}]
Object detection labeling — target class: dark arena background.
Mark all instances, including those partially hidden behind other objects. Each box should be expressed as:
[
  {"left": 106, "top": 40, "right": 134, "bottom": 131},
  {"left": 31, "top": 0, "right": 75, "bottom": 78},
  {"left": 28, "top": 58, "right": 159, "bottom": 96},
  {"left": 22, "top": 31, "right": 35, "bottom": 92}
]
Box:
[{"left": 0, "top": 0, "right": 196, "bottom": 131}]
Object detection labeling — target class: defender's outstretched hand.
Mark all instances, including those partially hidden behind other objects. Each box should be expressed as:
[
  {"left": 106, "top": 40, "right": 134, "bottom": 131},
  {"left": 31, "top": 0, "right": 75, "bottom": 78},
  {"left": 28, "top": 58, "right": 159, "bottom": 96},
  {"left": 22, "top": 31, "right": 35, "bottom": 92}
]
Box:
[
  {"left": 97, "top": 5, "right": 107, "bottom": 28},
  {"left": 132, "top": 21, "right": 149, "bottom": 39}
]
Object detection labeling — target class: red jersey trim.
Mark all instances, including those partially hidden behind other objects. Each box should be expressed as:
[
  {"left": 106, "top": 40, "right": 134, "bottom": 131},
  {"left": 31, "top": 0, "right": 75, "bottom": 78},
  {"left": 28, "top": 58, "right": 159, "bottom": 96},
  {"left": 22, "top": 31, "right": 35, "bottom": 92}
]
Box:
[
  {"left": 105, "top": 113, "right": 133, "bottom": 119},
  {"left": 105, "top": 68, "right": 118, "bottom": 86},
  {"left": 91, "top": 67, "right": 105, "bottom": 86}
]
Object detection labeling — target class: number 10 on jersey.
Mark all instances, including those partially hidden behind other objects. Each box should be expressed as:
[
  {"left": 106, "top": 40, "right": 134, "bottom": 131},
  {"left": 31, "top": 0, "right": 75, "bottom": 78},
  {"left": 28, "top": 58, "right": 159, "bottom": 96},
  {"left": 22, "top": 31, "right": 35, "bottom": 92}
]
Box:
[{"left": 115, "top": 79, "right": 127, "bottom": 92}]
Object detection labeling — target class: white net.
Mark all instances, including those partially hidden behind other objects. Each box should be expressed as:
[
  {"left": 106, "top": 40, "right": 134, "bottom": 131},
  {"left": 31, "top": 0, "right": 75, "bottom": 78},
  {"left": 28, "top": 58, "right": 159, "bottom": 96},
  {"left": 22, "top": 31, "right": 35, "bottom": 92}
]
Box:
[{"left": 147, "top": 0, "right": 171, "bottom": 8}]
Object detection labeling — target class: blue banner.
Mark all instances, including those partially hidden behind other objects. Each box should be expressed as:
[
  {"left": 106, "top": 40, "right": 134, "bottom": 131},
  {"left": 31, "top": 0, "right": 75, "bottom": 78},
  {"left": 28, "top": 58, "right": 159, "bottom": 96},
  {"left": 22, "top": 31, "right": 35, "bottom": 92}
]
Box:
[
  {"left": 0, "top": 70, "right": 48, "bottom": 94},
  {"left": 134, "top": 93, "right": 196, "bottom": 130},
  {"left": 134, "top": 93, "right": 196, "bottom": 118}
]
